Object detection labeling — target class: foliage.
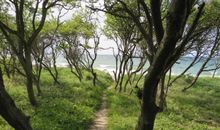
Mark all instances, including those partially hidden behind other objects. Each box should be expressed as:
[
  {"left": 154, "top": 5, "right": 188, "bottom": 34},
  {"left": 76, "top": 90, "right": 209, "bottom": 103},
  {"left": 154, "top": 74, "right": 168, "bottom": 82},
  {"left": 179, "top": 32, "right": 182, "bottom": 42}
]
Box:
[
  {"left": 103, "top": 14, "right": 136, "bottom": 40},
  {"left": 199, "top": 0, "right": 220, "bottom": 28},
  {"left": 59, "top": 15, "right": 95, "bottom": 38}
]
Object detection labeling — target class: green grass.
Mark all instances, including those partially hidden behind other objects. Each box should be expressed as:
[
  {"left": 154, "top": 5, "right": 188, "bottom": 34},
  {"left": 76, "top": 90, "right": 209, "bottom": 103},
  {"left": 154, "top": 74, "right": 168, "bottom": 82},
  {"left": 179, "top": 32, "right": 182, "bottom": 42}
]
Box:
[
  {"left": 107, "top": 77, "right": 220, "bottom": 130},
  {"left": 0, "top": 68, "right": 112, "bottom": 130},
  {"left": 1, "top": 70, "right": 220, "bottom": 130},
  {"left": 106, "top": 91, "right": 140, "bottom": 130}
]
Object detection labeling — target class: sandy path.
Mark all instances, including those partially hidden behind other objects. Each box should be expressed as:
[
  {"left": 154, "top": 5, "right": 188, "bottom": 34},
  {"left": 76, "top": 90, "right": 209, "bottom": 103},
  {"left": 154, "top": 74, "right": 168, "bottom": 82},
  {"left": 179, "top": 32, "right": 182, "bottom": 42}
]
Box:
[{"left": 89, "top": 94, "right": 107, "bottom": 130}]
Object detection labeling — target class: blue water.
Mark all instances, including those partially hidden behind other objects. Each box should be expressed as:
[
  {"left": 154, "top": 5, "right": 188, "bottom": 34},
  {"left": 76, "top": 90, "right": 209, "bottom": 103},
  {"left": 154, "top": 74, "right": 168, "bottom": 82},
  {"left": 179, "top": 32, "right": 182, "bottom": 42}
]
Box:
[
  {"left": 57, "top": 55, "right": 220, "bottom": 76},
  {"left": 94, "top": 55, "right": 220, "bottom": 76}
]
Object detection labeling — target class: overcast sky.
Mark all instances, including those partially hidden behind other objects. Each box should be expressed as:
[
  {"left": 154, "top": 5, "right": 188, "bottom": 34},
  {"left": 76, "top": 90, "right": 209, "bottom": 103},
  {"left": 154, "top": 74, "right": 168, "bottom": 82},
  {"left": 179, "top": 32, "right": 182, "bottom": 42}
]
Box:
[
  {"left": 51, "top": 0, "right": 212, "bottom": 55},
  {"left": 50, "top": 1, "right": 116, "bottom": 55}
]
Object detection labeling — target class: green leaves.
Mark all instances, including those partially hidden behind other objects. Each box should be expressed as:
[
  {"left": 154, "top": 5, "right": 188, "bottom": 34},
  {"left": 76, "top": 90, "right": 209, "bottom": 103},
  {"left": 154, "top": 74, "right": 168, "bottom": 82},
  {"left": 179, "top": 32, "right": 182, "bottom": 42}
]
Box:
[
  {"left": 41, "top": 14, "right": 95, "bottom": 40},
  {"left": 41, "top": 20, "right": 58, "bottom": 34},
  {"left": 199, "top": 0, "right": 220, "bottom": 28},
  {"left": 103, "top": 14, "right": 135, "bottom": 40},
  {"left": 60, "top": 15, "right": 94, "bottom": 38}
]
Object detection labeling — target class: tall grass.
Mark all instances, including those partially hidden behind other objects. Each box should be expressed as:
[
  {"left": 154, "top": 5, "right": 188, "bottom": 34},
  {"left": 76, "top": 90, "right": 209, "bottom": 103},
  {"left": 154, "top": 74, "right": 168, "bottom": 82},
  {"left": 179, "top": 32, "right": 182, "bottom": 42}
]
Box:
[
  {"left": 107, "top": 77, "right": 220, "bottom": 130},
  {"left": 0, "top": 68, "right": 112, "bottom": 130}
]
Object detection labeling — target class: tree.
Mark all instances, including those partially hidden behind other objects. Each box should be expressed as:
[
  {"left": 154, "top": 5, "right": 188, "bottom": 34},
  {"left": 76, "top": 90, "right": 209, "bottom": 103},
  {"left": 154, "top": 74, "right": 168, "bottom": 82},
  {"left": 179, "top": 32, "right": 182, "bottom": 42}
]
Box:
[
  {"left": 104, "top": 14, "right": 148, "bottom": 92},
  {"left": 80, "top": 34, "right": 99, "bottom": 86},
  {"left": 159, "top": 26, "right": 220, "bottom": 110},
  {"left": 0, "top": 0, "right": 62, "bottom": 106},
  {"left": 32, "top": 35, "right": 49, "bottom": 95},
  {"left": 135, "top": 1, "right": 204, "bottom": 128},
  {"left": 0, "top": 67, "right": 32, "bottom": 130},
  {"left": 39, "top": 20, "right": 63, "bottom": 86},
  {"left": 91, "top": 0, "right": 206, "bottom": 129},
  {"left": 59, "top": 14, "right": 95, "bottom": 81},
  {"left": 43, "top": 39, "right": 61, "bottom": 85},
  {"left": 31, "top": 8, "right": 66, "bottom": 92},
  {"left": 59, "top": 34, "right": 84, "bottom": 81}
]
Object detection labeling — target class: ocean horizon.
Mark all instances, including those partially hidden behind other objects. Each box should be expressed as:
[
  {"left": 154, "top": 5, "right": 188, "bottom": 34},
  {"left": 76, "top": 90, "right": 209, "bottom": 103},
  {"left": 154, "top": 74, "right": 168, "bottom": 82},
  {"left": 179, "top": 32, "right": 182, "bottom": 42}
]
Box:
[{"left": 56, "top": 54, "right": 220, "bottom": 77}]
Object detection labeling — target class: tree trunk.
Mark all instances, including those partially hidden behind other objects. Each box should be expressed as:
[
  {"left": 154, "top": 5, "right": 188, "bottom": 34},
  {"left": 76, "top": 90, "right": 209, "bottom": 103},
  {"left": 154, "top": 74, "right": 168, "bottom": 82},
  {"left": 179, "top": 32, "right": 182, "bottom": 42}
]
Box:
[
  {"left": 92, "top": 71, "right": 97, "bottom": 86},
  {"left": 36, "top": 81, "right": 42, "bottom": 96},
  {"left": 159, "top": 74, "right": 166, "bottom": 111},
  {"left": 27, "top": 76, "right": 36, "bottom": 105},
  {"left": 136, "top": 71, "right": 160, "bottom": 130},
  {"left": 212, "top": 69, "right": 217, "bottom": 78},
  {"left": 34, "top": 62, "right": 42, "bottom": 96},
  {"left": 25, "top": 50, "right": 37, "bottom": 106},
  {"left": 135, "top": 0, "right": 192, "bottom": 129},
  {"left": 136, "top": 103, "right": 158, "bottom": 130},
  {"left": 0, "top": 68, "right": 32, "bottom": 130},
  {"left": 135, "top": 37, "right": 177, "bottom": 129}
]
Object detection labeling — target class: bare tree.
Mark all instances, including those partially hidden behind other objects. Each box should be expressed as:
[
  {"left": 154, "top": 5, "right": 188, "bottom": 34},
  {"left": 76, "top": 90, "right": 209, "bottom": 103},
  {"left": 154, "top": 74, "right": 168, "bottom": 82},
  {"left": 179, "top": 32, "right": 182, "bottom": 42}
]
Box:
[
  {"left": 41, "top": 39, "right": 61, "bottom": 85},
  {"left": 60, "top": 34, "right": 84, "bottom": 81},
  {"left": 81, "top": 35, "right": 100, "bottom": 86},
  {"left": 104, "top": 15, "right": 148, "bottom": 92}
]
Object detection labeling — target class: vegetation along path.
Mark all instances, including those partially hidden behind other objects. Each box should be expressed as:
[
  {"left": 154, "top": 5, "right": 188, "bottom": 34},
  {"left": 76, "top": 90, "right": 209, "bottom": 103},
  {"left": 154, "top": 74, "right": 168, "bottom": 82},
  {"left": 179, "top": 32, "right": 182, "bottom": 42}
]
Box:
[{"left": 89, "top": 94, "right": 107, "bottom": 130}]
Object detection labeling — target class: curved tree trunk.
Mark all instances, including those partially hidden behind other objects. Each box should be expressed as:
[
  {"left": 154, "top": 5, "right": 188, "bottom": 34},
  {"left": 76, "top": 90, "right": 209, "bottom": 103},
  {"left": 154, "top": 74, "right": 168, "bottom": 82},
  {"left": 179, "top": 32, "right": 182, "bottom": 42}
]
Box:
[
  {"left": 0, "top": 68, "right": 32, "bottom": 130},
  {"left": 134, "top": 0, "right": 200, "bottom": 129}
]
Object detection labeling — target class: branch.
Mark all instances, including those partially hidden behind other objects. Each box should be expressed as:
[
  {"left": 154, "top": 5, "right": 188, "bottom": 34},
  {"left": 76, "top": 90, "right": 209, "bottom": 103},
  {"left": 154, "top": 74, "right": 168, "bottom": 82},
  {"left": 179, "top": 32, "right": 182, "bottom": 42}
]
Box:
[
  {"left": 138, "top": 0, "right": 153, "bottom": 37},
  {"left": 0, "top": 21, "right": 17, "bottom": 35},
  {"left": 87, "top": 6, "right": 131, "bottom": 19},
  {"left": 32, "top": 0, "right": 40, "bottom": 31},
  {"left": 183, "top": 28, "right": 220, "bottom": 91},
  {"left": 117, "top": 0, "right": 155, "bottom": 57},
  {"left": 0, "top": 24, "right": 19, "bottom": 55},
  {"left": 150, "top": 0, "right": 164, "bottom": 43},
  {"left": 28, "top": 0, "right": 58, "bottom": 45},
  {"left": 46, "top": 0, "right": 62, "bottom": 9},
  {"left": 174, "top": 3, "right": 205, "bottom": 57}
]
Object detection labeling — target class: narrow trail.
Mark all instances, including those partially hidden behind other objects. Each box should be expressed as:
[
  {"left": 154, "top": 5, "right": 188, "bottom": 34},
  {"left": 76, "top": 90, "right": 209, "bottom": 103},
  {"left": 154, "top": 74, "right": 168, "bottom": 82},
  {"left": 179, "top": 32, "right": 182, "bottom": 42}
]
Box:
[{"left": 89, "top": 94, "right": 108, "bottom": 130}]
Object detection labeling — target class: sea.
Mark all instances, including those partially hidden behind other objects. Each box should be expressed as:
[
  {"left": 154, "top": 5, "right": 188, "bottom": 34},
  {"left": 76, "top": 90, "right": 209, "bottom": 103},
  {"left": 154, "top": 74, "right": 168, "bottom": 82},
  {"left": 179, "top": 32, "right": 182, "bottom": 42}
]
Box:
[{"left": 57, "top": 55, "right": 220, "bottom": 77}]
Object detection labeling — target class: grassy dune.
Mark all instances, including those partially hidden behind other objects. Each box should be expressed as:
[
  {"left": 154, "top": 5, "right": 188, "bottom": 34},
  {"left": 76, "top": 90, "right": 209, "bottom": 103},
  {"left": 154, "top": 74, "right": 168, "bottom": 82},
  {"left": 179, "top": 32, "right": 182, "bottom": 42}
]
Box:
[
  {"left": 1, "top": 70, "right": 220, "bottom": 130},
  {"left": 0, "top": 68, "right": 112, "bottom": 130},
  {"left": 107, "top": 77, "right": 220, "bottom": 130}
]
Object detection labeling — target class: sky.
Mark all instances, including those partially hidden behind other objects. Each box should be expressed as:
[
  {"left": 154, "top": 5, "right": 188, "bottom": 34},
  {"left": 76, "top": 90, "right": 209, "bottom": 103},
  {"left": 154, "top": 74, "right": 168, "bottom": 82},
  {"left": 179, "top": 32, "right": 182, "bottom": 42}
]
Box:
[
  {"left": 50, "top": 0, "right": 213, "bottom": 55},
  {"left": 51, "top": 0, "right": 117, "bottom": 55}
]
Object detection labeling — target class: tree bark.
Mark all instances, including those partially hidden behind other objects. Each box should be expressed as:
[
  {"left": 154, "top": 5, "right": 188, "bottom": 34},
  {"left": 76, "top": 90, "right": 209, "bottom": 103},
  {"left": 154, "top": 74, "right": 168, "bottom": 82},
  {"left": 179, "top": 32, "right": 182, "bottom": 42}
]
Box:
[
  {"left": 212, "top": 69, "right": 216, "bottom": 78},
  {"left": 92, "top": 71, "right": 97, "bottom": 86},
  {"left": 36, "top": 80, "right": 42, "bottom": 96},
  {"left": 25, "top": 49, "right": 37, "bottom": 106},
  {"left": 136, "top": 93, "right": 158, "bottom": 130},
  {"left": 158, "top": 74, "right": 166, "bottom": 111},
  {"left": 0, "top": 68, "right": 32, "bottom": 130}
]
